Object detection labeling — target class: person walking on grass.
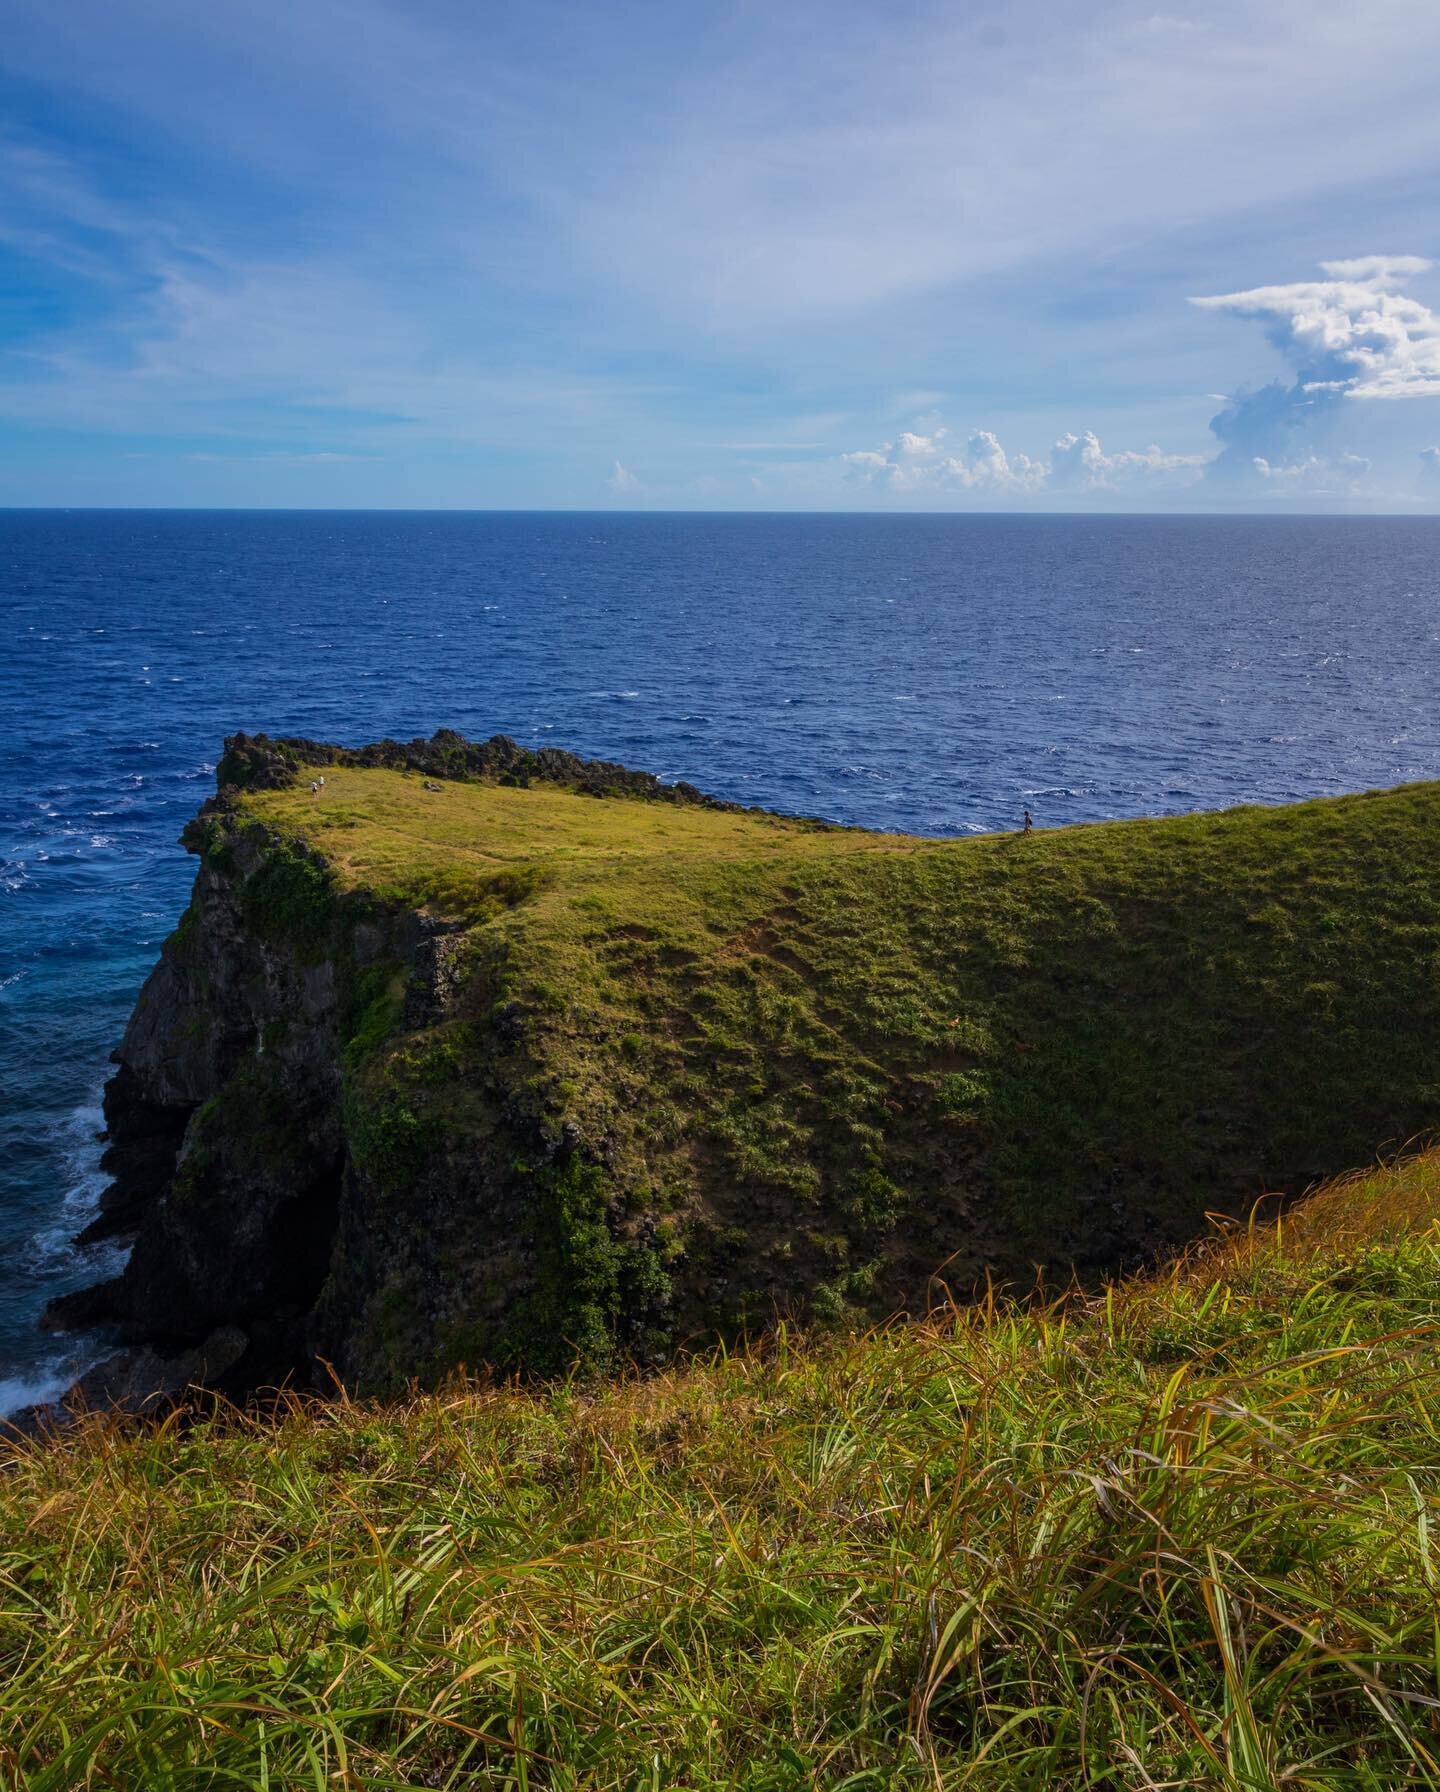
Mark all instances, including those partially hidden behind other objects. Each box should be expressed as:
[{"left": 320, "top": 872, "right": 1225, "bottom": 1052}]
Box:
[{"left": 1022, "top": 807, "right": 1033, "bottom": 834}]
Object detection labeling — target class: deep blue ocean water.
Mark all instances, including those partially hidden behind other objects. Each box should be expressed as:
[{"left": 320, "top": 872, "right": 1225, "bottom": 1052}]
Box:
[{"left": 3, "top": 509, "right": 1439, "bottom": 1413}]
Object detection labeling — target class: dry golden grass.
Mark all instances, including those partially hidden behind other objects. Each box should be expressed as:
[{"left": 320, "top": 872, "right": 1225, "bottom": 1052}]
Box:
[{"left": 6, "top": 1148, "right": 1440, "bottom": 1787}]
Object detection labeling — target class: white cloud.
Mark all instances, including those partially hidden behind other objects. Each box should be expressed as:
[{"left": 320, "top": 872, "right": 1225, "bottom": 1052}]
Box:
[
  {"left": 841, "top": 423, "right": 1204, "bottom": 499},
  {"left": 605, "top": 460, "right": 640, "bottom": 493},
  {"left": 1252, "top": 451, "right": 1372, "bottom": 492},
  {"left": 1421, "top": 446, "right": 1440, "bottom": 477},
  {"left": 1192, "top": 257, "right": 1440, "bottom": 400},
  {"left": 948, "top": 430, "right": 1047, "bottom": 491},
  {"left": 1316, "top": 255, "right": 1431, "bottom": 286},
  {"left": 1049, "top": 429, "right": 1206, "bottom": 490},
  {"left": 843, "top": 425, "right": 1046, "bottom": 494}
]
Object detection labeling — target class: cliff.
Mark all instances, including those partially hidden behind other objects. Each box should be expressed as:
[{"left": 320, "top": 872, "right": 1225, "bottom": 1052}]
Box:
[{"left": 47, "top": 731, "right": 1440, "bottom": 1402}]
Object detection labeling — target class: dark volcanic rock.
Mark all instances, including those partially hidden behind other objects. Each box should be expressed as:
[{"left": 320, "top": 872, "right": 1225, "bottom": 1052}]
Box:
[
  {"left": 74, "top": 1065, "right": 194, "bottom": 1245},
  {"left": 214, "top": 727, "right": 737, "bottom": 810},
  {"left": 41, "top": 795, "right": 425, "bottom": 1400},
  {"left": 41, "top": 1276, "right": 126, "bottom": 1334},
  {"left": 69, "top": 1325, "right": 250, "bottom": 1414}
]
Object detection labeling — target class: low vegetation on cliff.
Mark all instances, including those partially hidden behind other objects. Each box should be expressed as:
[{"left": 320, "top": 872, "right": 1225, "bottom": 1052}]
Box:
[
  {"left": 5, "top": 1151, "right": 1440, "bottom": 1787},
  {"left": 227, "top": 747, "right": 1440, "bottom": 1385}
]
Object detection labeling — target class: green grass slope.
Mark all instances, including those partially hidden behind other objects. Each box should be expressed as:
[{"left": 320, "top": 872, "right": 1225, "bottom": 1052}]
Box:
[
  {"left": 6, "top": 1150, "right": 1440, "bottom": 1787},
  {"left": 235, "top": 765, "right": 1440, "bottom": 1375}
]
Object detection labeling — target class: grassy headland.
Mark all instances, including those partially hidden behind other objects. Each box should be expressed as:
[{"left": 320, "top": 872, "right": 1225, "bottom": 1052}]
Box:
[
  {"left": 227, "top": 761, "right": 1440, "bottom": 1381},
  {"left": 11, "top": 741, "right": 1440, "bottom": 1784},
  {"left": 5, "top": 1150, "right": 1440, "bottom": 1786}
]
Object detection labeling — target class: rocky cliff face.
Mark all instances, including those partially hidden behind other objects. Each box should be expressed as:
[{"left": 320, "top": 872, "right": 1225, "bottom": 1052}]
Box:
[
  {"left": 47, "top": 820, "right": 393, "bottom": 1397},
  {"left": 46, "top": 731, "right": 696, "bottom": 1408}
]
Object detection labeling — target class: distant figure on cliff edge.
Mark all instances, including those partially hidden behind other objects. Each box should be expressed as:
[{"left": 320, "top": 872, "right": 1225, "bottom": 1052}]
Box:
[
  {"left": 1022, "top": 808, "right": 1033, "bottom": 834},
  {"left": 310, "top": 780, "right": 319, "bottom": 795}
]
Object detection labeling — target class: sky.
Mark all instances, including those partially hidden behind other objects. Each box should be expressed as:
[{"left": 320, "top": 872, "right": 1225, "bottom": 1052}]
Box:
[{"left": 2, "top": 0, "right": 1440, "bottom": 511}]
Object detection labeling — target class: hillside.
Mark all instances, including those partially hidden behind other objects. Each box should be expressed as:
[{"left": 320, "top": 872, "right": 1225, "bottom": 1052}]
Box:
[
  {"left": 6, "top": 1150, "right": 1440, "bottom": 1786},
  {"left": 46, "top": 731, "right": 1440, "bottom": 1401}
]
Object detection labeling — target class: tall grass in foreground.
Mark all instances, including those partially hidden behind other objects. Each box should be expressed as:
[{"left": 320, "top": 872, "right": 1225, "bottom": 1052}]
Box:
[{"left": 6, "top": 1154, "right": 1440, "bottom": 1788}]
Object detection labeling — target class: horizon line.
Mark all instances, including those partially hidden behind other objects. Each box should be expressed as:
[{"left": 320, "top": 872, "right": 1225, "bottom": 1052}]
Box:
[{"left": 3, "top": 505, "right": 1439, "bottom": 521}]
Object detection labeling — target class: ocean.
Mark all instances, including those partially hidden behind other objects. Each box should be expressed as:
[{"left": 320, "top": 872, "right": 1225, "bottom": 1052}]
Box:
[{"left": 3, "top": 508, "right": 1439, "bottom": 1414}]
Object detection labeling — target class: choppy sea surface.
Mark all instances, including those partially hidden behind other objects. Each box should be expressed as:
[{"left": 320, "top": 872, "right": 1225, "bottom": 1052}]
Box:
[{"left": 3, "top": 509, "right": 1440, "bottom": 1413}]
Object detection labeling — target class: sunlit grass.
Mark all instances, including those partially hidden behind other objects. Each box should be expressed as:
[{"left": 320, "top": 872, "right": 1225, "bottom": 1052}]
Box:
[
  {"left": 250, "top": 764, "right": 901, "bottom": 900},
  {"left": 243, "top": 769, "right": 1440, "bottom": 1352},
  {"left": 6, "top": 1148, "right": 1440, "bottom": 1787}
]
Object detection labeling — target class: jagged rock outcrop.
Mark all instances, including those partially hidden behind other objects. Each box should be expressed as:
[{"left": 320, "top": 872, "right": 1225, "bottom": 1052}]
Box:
[
  {"left": 74, "top": 1066, "right": 193, "bottom": 1246},
  {"left": 216, "top": 727, "right": 730, "bottom": 808}
]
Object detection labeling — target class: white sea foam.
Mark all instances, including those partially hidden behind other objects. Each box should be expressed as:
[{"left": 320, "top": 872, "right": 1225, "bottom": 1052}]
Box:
[
  {"left": 0, "top": 1345, "right": 109, "bottom": 1421},
  {"left": 23, "top": 1091, "right": 118, "bottom": 1278},
  {"left": 0, "top": 1366, "right": 75, "bottom": 1416}
]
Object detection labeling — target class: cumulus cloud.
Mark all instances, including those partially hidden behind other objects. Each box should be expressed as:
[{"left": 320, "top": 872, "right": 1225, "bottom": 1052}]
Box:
[
  {"left": 1192, "top": 255, "right": 1440, "bottom": 484},
  {"left": 1251, "top": 451, "right": 1372, "bottom": 493},
  {"left": 1202, "top": 380, "right": 1342, "bottom": 483},
  {"left": 834, "top": 259, "right": 1437, "bottom": 508},
  {"left": 840, "top": 424, "right": 1202, "bottom": 498},
  {"left": 842, "top": 426, "right": 1044, "bottom": 493},
  {"left": 1049, "top": 430, "right": 1206, "bottom": 490},
  {"left": 1193, "top": 255, "right": 1440, "bottom": 402}
]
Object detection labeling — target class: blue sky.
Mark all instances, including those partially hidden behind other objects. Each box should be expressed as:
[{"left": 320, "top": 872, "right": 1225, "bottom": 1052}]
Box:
[{"left": 2, "top": 0, "right": 1440, "bottom": 510}]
